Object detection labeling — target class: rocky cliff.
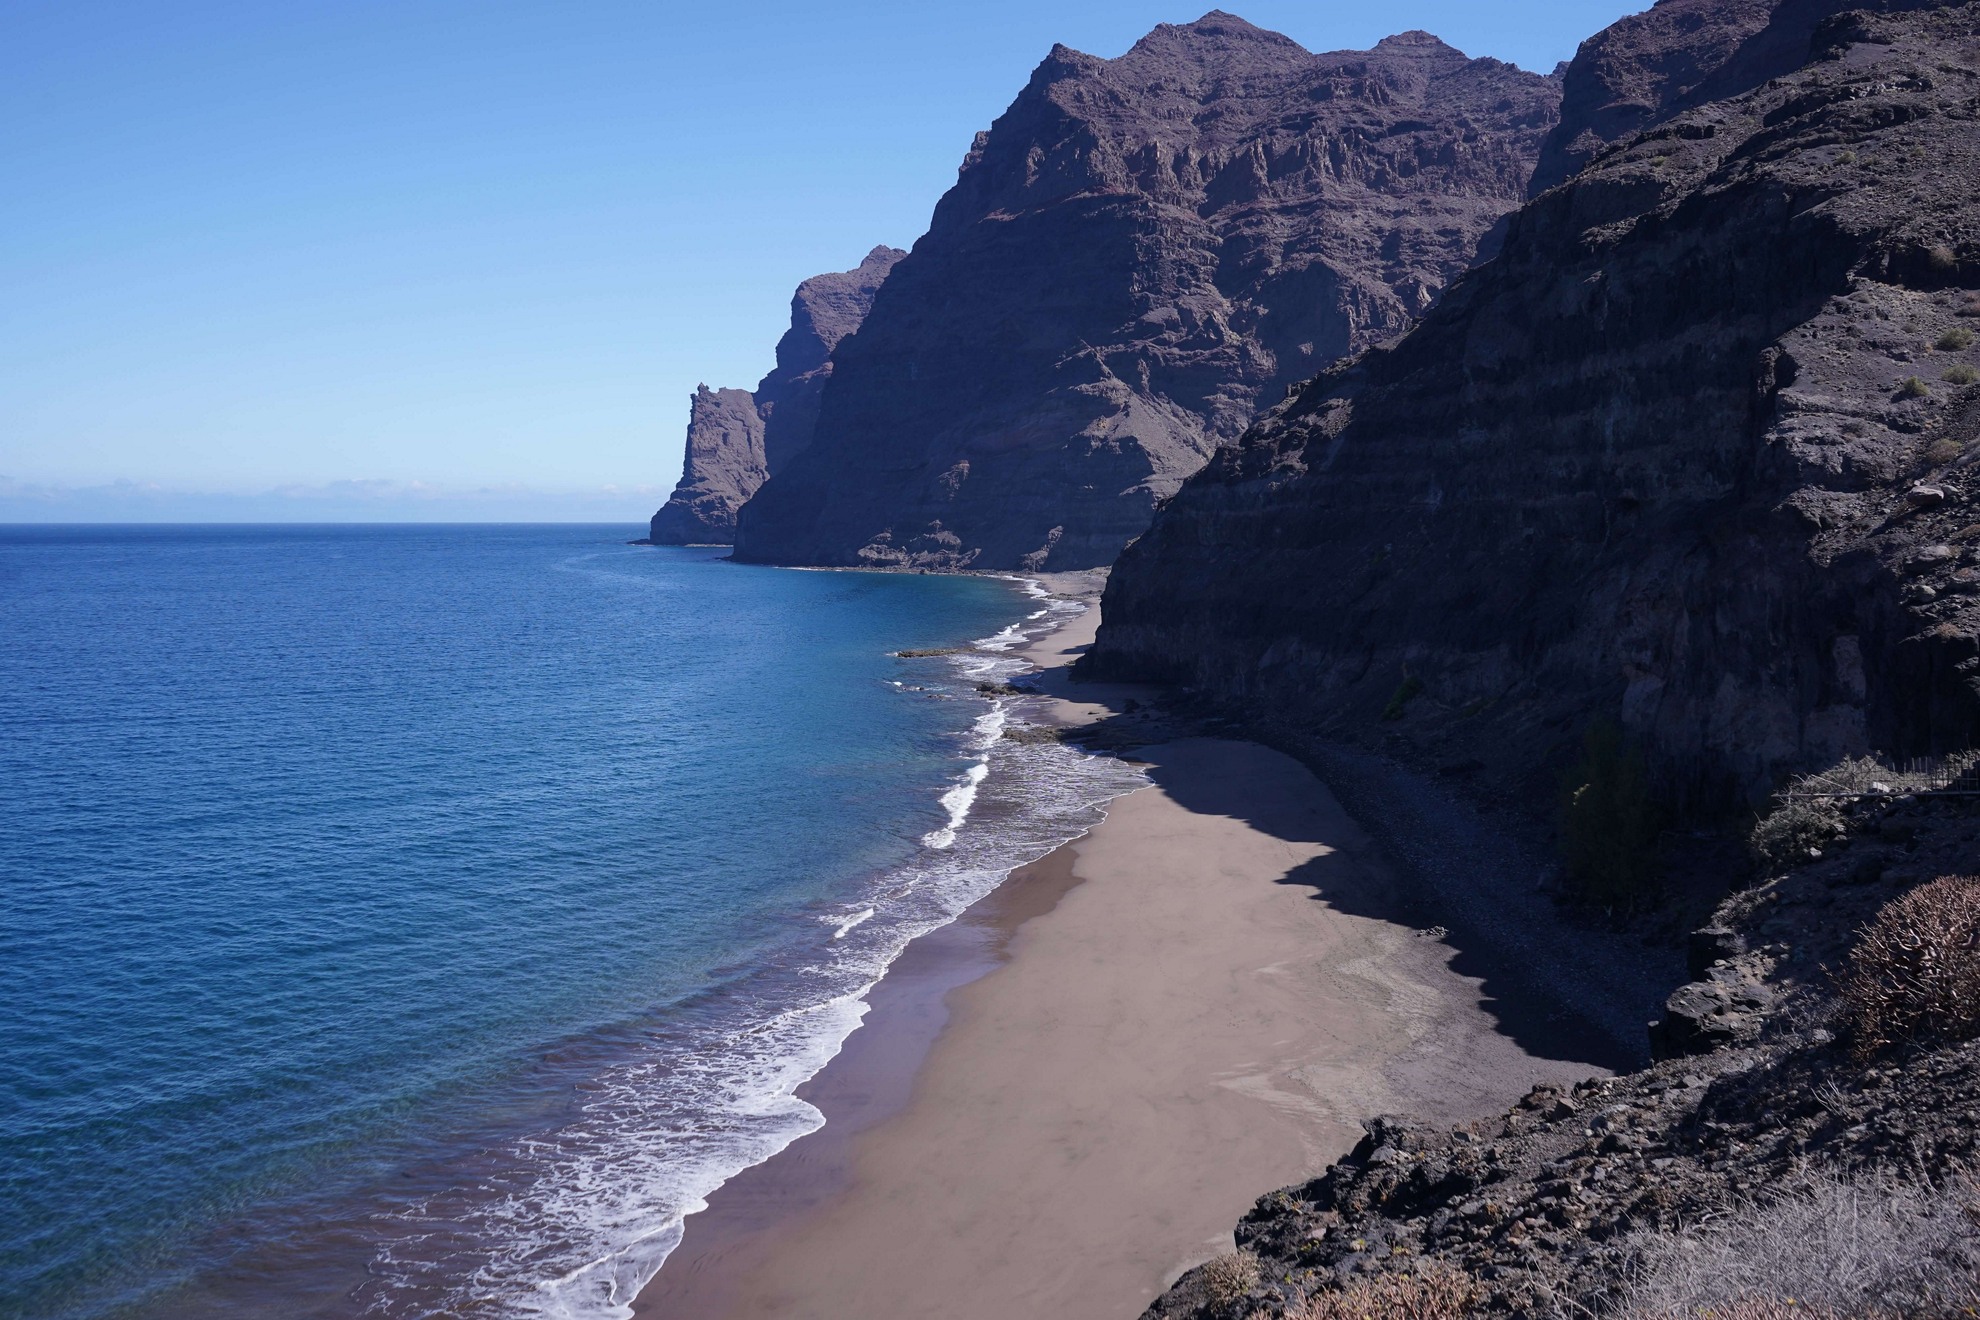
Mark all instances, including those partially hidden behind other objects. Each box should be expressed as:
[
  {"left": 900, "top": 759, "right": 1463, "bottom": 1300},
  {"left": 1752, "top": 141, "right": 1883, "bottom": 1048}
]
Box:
[
  {"left": 732, "top": 13, "right": 1561, "bottom": 570},
  {"left": 648, "top": 246, "right": 904, "bottom": 544},
  {"left": 1088, "top": 0, "right": 1980, "bottom": 813}
]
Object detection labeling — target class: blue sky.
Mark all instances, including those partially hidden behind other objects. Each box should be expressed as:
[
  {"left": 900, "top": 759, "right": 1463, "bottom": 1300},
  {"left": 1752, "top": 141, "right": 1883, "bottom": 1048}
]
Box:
[{"left": 2, "top": 0, "right": 1637, "bottom": 521}]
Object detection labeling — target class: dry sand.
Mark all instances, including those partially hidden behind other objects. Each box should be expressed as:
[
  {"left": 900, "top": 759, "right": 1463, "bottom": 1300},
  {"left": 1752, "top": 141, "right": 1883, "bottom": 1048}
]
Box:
[{"left": 636, "top": 581, "right": 1602, "bottom": 1320}]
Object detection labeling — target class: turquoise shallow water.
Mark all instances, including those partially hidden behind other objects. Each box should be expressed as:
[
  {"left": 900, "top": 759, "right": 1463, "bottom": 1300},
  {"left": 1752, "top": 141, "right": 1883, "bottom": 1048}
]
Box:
[{"left": 0, "top": 525, "right": 1144, "bottom": 1320}]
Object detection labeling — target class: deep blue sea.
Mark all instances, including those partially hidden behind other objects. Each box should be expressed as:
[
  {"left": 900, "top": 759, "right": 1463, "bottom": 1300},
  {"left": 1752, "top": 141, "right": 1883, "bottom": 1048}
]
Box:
[{"left": 0, "top": 525, "right": 1144, "bottom": 1320}]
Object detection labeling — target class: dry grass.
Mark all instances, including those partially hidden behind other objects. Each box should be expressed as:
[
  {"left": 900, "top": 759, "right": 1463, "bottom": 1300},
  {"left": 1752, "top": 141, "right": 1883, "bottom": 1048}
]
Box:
[
  {"left": 1638, "top": 1297, "right": 1848, "bottom": 1320},
  {"left": 1790, "top": 755, "right": 1972, "bottom": 795},
  {"left": 1291, "top": 1261, "right": 1480, "bottom": 1320},
  {"left": 1198, "top": 1251, "right": 1263, "bottom": 1308},
  {"left": 1749, "top": 798, "right": 1847, "bottom": 873},
  {"left": 1751, "top": 756, "right": 1978, "bottom": 875},
  {"left": 1937, "top": 326, "right": 1976, "bottom": 351},
  {"left": 1841, "top": 875, "right": 1980, "bottom": 1057},
  {"left": 1618, "top": 1172, "right": 1980, "bottom": 1320},
  {"left": 1946, "top": 364, "right": 1980, "bottom": 386}
]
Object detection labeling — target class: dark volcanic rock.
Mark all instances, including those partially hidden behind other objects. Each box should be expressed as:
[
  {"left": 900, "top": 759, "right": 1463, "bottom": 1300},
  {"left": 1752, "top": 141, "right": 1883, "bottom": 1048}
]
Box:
[
  {"left": 648, "top": 246, "right": 904, "bottom": 544},
  {"left": 1089, "top": 0, "right": 1980, "bottom": 810},
  {"left": 1532, "top": 0, "right": 1964, "bottom": 195},
  {"left": 649, "top": 386, "right": 768, "bottom": 545},
  {"left": 732, "top": 13, "right": 1561, "bottom": 570},
  {"left": 1143, "top": 789, "right": 1980, "bottom": 1319}
]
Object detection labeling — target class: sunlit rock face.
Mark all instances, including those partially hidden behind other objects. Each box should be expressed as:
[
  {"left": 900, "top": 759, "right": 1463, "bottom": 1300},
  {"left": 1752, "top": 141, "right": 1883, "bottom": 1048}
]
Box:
[
  {"left": 649, "top": 246, "right": 904, "bottom": 544},
  {"left": 733, "top": 12, "right": 1561, "bottom": 569}
]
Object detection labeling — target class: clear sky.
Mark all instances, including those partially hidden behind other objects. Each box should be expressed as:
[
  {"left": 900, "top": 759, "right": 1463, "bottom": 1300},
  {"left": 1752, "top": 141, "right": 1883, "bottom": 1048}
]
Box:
[{"left": 2, "top": 0, "right": 1638, "bottom": 522}]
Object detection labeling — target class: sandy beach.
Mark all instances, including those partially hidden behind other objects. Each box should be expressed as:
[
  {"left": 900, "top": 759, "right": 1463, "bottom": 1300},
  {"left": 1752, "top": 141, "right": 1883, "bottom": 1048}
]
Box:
[{"left": 636, "top": 580, "right": 1605, "bottom": 1320}]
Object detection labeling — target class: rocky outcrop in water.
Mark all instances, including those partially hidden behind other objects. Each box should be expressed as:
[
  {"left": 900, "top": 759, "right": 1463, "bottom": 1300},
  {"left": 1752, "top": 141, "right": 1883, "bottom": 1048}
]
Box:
[
  {"left": 1088, "top": 0, "right": 1980, "bottom": 810},
  {"left": 732, "top": 13, "right": 1562, "bottom": 570},
  {"left": 648, "top": 246, "right": 904, "bottom": 544}
]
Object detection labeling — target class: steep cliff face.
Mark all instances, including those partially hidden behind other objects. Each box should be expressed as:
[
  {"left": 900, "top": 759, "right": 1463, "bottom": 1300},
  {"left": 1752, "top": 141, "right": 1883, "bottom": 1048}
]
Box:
[
  {"left": 648, "top": 246, "right": 904, "bottom": 544},
  {"left": 1530, "top": 0, "right": 1777, "bottom": 194},
  {"left": 732, "top": 13, "right": 1561, "bottom": 570},
  {"left": 650, "top": 387, "right": 770, "bottom": 544},
  {"left": 1089, "top": 0, "right": 1980, "bottom": 810}
]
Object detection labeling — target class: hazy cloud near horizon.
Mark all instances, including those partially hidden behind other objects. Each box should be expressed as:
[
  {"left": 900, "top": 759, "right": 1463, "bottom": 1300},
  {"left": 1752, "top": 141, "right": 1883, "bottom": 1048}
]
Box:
[{"left": 0, "top": 477, "right": 664, "bottom": 525}]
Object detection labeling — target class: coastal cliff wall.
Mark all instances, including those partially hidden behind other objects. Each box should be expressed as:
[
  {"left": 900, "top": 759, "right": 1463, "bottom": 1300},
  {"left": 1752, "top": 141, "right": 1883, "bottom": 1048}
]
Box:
[
  {"left": 1087, "top": 0, "right": 1980, "bottom": 812},
  {"left": 732, "top": 12, "right": 1562, "bottom": 570},
  {"left": 649, "top": 246, "right": 904, "bottom": 544}
]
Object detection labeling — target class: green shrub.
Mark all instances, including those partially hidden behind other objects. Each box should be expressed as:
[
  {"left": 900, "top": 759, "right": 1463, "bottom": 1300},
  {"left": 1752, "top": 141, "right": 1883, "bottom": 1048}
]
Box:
[
  {"left": 1558, "top": 721, "right": 1662, "bottom": 909},
  {"left": 1899, "top": 375, "right": 1932, "bottom": 398},
  {"left": 1936, "top": 325, "right": 1975, "bottom": 351},
  {"left": 1841, "top": 874, "right": 1980, "bottom": 1057},
  {"left": 1927, "top": 437, "right": 1965, "bottom": 465},
  {"left": 1381, "top": 674, "right": 1424, "bottom": 721},
  {"left": 1944, "top": 363, "right": 1980, "bottom": 385}
]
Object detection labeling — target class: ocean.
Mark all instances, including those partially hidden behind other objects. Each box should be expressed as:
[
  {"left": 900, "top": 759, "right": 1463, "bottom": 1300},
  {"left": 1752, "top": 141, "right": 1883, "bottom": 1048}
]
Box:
[{"left": 0, "top": 524, "right": 1145, "bottom": 1320}]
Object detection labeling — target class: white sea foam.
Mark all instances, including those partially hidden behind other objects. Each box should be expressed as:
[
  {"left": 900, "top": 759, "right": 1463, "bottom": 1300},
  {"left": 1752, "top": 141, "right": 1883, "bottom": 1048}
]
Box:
[
  {"left": 825, "top": 907, "right": 875, "bottom": 940},
  {"left": 921, "top": 760, "right": 988, "bottom": 849},
  {"left": 362, "top": 585, "right": 1143, "bottom": 1320}
]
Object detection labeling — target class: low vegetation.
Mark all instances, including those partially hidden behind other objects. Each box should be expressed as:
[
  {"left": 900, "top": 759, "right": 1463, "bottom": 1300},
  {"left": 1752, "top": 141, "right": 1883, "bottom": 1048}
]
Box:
[
  {"left": 1617, "top": 1171, "right": 1980, "bottom": 1320},
  {"left": 1936, "top": 325, "right": 1975, "bottom": 351},
  {"left": 1558, "top": 721, "right": 1662, "bottom": 909},
  {"left": 1945, "top": 363, "right": 1980, "bottom": 385},
  {"left": 1292, "top": 1262, "right": 1479, "bottom": 1320},
  {"left": 1840, "top": 874, "right": 1980, "bottom": 1057},
  {"left": 1748, "top": 797, "right": 1848, "bottom": 874},
  {"left": 1748, "top": 756, "right": 1957, "bottom": 875},
  {"left": 1900, "top": 375, "right": 1933, "bottom": 398},
  {"left": 1198, "top": 1251, "right": 1262, "bottom": 1308}
]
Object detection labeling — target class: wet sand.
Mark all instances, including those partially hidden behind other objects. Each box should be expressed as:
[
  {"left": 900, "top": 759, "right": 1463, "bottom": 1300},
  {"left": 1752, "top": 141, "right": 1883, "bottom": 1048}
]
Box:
[{"left": 636, "top": 583, "right": 1603, "bottom": 1320}]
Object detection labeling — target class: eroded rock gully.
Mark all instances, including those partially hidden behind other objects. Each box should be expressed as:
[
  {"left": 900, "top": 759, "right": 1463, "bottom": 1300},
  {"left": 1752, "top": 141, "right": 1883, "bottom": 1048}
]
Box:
[{"left": 732, "top": 13, "right": 1561, "bottom": 570}]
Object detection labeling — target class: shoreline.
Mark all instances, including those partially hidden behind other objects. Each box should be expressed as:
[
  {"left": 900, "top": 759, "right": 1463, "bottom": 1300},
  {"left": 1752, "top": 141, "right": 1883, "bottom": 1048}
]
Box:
[{"left": 634, "top": 583, "right": 1617, "bottom": 1320}]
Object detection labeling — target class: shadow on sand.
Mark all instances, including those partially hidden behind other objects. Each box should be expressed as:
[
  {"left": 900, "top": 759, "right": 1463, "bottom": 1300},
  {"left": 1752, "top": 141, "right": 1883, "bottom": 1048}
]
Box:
[{"left": 1034, "top": 672, "right": 1678, "bottom": 1077}]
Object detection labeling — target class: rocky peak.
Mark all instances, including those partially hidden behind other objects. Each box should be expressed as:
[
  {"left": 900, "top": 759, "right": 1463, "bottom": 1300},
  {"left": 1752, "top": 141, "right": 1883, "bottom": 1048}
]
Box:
[
  {"left": 1090, "top": 0, "right": 1980, "bottom": 810},
  {"left": 1529, "top": 0, "right": 1962, "bottom": 195},
  {"left": 775, "top": 245, "right": 903, "bottom": 379},
  {"left": 732, "top": 13, "right": 1561, "bottom": 570},
  {"left": 1120, "top": 10, "right": 1309, "bottom": 64},
  {"left": 1371, "top": 29, "right": 1466, "bottom": 57},
  {"left": 647, "top": 246, "right": 904, "bottom": 545}
]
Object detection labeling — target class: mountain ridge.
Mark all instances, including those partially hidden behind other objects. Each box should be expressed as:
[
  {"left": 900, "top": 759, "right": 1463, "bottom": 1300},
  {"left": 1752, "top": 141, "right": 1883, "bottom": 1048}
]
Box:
[{"left": 729, "top": 12, "right": 1562, "bottom": 570}]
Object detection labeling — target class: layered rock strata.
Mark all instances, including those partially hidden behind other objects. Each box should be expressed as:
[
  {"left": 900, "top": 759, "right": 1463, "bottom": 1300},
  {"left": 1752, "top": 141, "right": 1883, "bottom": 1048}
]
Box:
[
  {"left": 648, "top": 246, "right": 904, "bottom": 544},
  {"left": 1088, "top": 0, "right": 1980, "bottom": 810},
  {"left": 733, "top": 12, "right": 1561, "bottom": 569}
]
